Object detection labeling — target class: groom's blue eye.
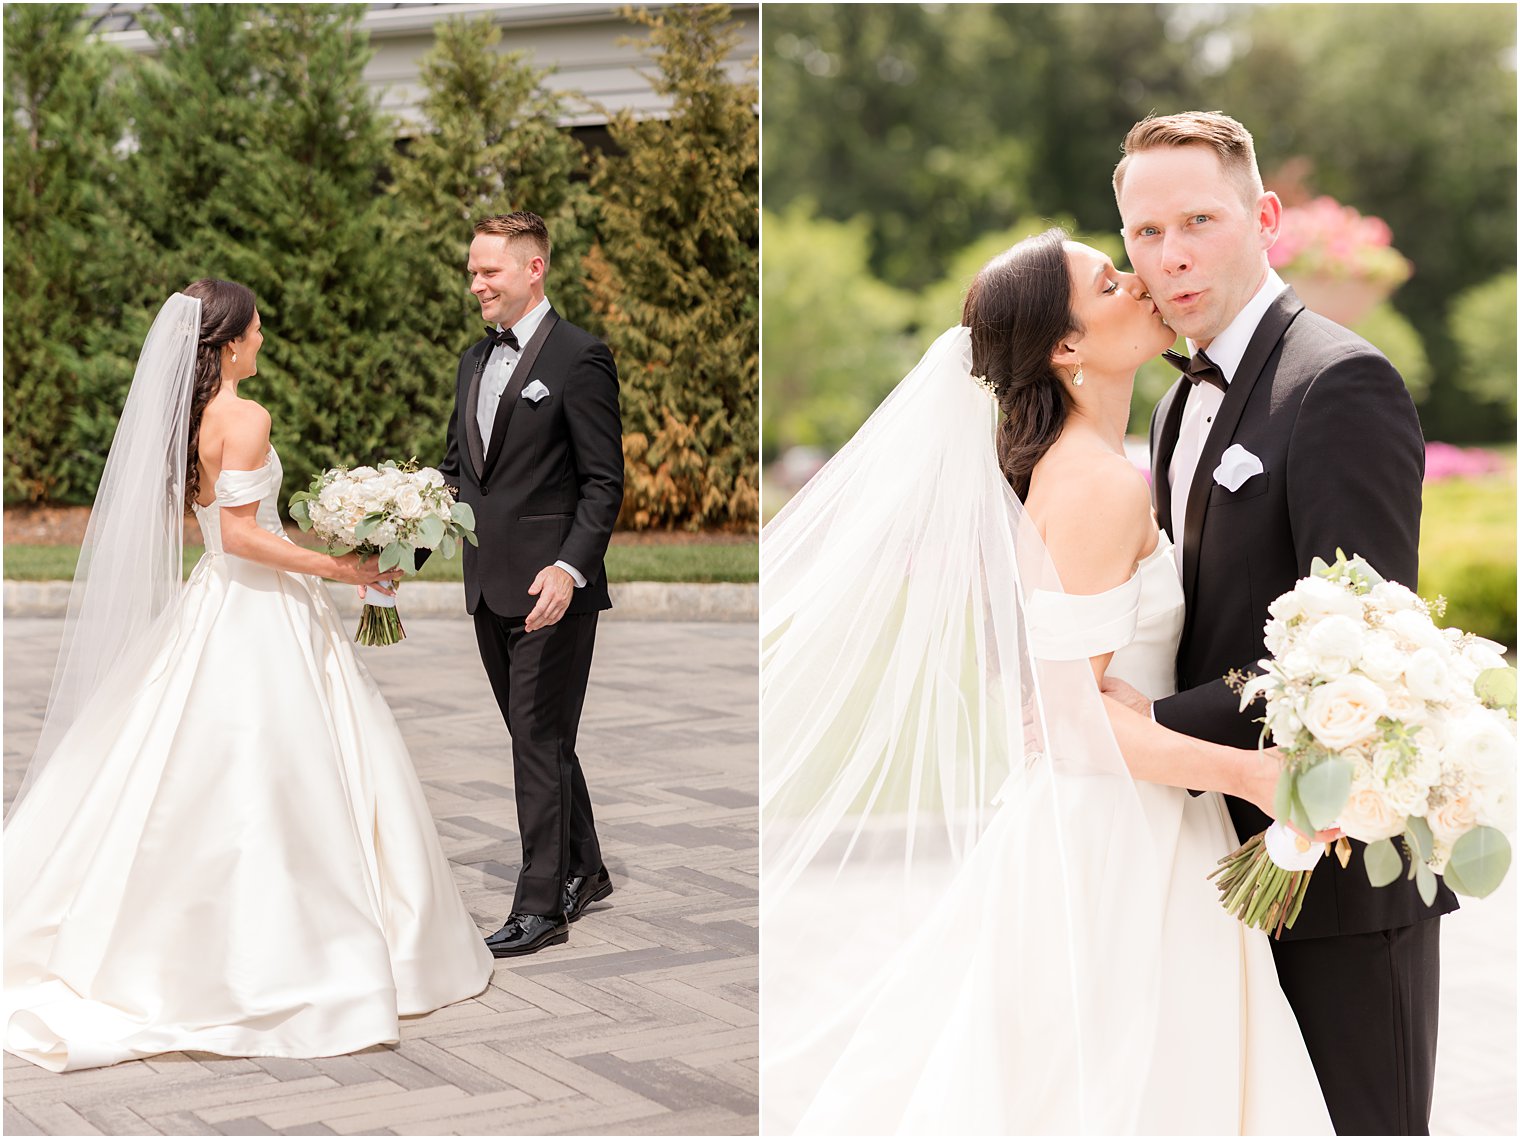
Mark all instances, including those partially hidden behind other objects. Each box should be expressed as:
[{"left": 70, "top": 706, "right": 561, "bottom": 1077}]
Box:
[{"left": 1192, "top": 215, "right": 1210, "bottom": 224}]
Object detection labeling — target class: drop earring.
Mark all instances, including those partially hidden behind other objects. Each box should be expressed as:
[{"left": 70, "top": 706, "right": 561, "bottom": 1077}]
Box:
[
  {"left": 1072, "top": 366, "right": 1084, "bottom": 387},
  {"left": 232, "top": 352, "right": 238, "bottom": 363}
]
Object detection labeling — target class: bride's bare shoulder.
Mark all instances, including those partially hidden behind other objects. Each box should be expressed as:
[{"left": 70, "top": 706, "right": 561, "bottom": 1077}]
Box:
[
  {"left": 200, "top": 396, "right": 271, "bottom": 471},
  {"left": 1027, "top": 444, "right": 1153, "bottom": 589}
]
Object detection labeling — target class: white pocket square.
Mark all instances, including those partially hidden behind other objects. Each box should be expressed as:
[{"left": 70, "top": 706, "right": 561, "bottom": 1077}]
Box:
[
  {"left": 1213, "top": 443, "right": 1264, "bottom": 492},
  {"left": 521, "top": 379, "right": 550, "bottom": 404}
]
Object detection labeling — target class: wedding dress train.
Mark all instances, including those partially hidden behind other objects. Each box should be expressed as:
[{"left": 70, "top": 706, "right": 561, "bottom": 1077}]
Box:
[{"left": 5, "top": 447, "right": 492, "bottom": 1072}]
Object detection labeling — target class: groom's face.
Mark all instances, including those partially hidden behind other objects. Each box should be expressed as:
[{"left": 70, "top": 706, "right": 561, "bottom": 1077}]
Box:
[
  {"left": 468, "top": 235, "right": 543, "bottom": 329},
  {"left": 1116, "top": 145, "right": 1278, "bottom": 348}
]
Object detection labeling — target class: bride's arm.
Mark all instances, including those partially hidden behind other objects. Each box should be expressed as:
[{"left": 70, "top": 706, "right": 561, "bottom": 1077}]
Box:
[
  {"left": 213, "top": 403, "right": 394, "bottom": 587},
  {"left": 1039, "top": 458, "right": 1278, "bottom": 815}
]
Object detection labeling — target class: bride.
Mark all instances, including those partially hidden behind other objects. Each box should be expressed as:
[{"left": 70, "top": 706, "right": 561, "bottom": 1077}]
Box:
[
  {"left": 5, "top": 280, "right": 492, "bottom": 1072},
  {"left": 761, "top": 230, "right": 1334, "bottom": 1134}
]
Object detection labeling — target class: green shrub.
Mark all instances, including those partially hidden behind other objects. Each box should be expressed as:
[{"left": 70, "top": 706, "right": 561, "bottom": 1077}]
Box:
[{"left": 1419, "top": 473, "right": 1517, "bottom": 648}]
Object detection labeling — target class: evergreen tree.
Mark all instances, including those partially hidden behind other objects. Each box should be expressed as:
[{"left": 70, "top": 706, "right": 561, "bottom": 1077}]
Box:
[
  {"left": 119, "top": 4, "right": 450, "bottom": 498},
  {"left": 389, "top": 15, "right": 597, "bottom": 349},
  {"left": 586, "top": 5, "right": 758, "bottom": 530},
  {"left": 3, "top": 5, "right": 137, "bottom": 503}
]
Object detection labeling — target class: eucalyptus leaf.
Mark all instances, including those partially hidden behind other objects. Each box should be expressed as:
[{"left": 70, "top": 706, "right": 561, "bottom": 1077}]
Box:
[
  {"left": 463, "top": 527, "right": 479, "bottom": 547},
  {"left": 1414, "top": 861, "right": 1438, "bottom": 906},
  {"left": 329, "top": 544, "right": 354, "bottom": 557},
  {"left": 1363, "top": 837, "right": 1404, "bottom": 888},
  {"left": 379, "top": 542, "right": 403, "bottom": 573},
  {"left": 1406, "top": 816, "right": 1435, "bottom": 862},
  {"left": 1443, "top": 826, "right": 1512, "bottom": 898},
  {"left": 1475, "top": 667, "right": 1518, "bottom": 717},
  {"left": 450, "top": 501, "right": 476, "bottom": 530},
  {"left": 289, "top": 499, "right": 311, "bottom": 528},
  {"left": 1296, "top": 756, "right": 1354, "bottom": 831},
  {"left": 354, "top": 516, "right": 382, "bottom": 543},
  {"left": 1273, "top": 769, "right": 1297, "bottom": 825},
  {"left": 418, "top": 514, "right": 445, "bottom": 548},
  {"left": 440, "top": 533, "right": 457, "bottom": 561},
  {"left": 1310, "top": 555, "right": 1331, "bottom": 577},
  {"left": 400, "top": 543, "right": 418, "bottom": 576}
]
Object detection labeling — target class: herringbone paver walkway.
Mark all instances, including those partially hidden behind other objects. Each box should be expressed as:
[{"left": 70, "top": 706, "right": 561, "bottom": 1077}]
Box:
[{"left": 4, "top": 615, "right": 758, "bottom": 1136}]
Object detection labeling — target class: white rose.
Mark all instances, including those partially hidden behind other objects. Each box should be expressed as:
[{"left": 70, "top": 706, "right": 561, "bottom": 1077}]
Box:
[
  {"left": 1385, "top": 608, "right": 1449, "bottom": 655},
  {"left": 1427, "top": 794, "right": 1478, "bottom": 846},
  {"left": 1302, "top": 675, "right": 1388, "bottom": 750},
  {"left": 348, "top": 465, "right": 379, "bottom": 481},
  {"left": 1403, "top": 648, "right": 1456, "bottom": 704},
  {"left": 1356, "top": 630, "right": 1407, "bottom": 686},
  {"left": 417, "top": 467, "right": 446, "bottom": 488},
  {"left": 1337, "top": 780, "right": 1407, "bottom": 843},
  {"left": 394, "top": 486, "right": 425, "bottom": 519},
  {"left": 1382, "top": 686, "right": 1430, "bottom": 729},
  {"left": 1369, "top": 580, "right": 1422, "bottom": 615},
  {"left": 1269, "top": 590, "right": 1308, "bottom": 624},
  {"left": 1383, "top": 775, "right": 1432, "bottom": 817},
  {"left": 370, "top": 521, "right": 398, "bottom": 549},
  {"left": 1463, "top": 637, "right": 1511, "bottom": 675},
  {"left": 1263, "top": 617, "right": 1290, "bottom": 656},
  {"left": 1445, "top": 715, "right": 1516, "bottom": 791},
  {"left": 1305, "top": 615, "right": 1365, "bottom": 673},
  {"left": 1280, "top": 648, "right": 1326, "bottom": 682},
  {"left": 1266, "top": 698, "right": 1305, "bottom": 745},
  {"left": 1293, "top": 576, "right": 1364, "bottom": 622}
]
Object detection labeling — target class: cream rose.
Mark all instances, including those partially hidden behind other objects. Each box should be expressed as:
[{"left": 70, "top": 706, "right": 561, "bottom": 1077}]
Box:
[
  {"left": 393, "top": 486, "right": 425, "bottom": 520},
  {"left": 1293, "top": 576, "right": 1364, "bottom": 622},
  {"left": 1302, "top": 675, "right": 1388, "bottom": 750},
  {"left": 1369, "top": 580, "right": 1422, "bottom": 614},
  {"left": 1428, "top": 794, "right": 1478, "bottom": 846},
  {"left": 1337, "top": 781, "right": 1406, "bottom": 843},
  {"left": 1385, "top": 608, "right": 1448, "bottom": 654}
]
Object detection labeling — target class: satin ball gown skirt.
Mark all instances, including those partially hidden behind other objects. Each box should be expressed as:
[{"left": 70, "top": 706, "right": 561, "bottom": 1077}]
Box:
[{"left": 4, "top": 551, "right": 492, "bottom": 1072}]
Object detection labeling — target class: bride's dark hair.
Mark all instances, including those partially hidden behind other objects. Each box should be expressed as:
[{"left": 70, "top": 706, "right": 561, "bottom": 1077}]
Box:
[
  {"left": 181, "top": 278, "right": 257, "bottom": 509},
  {"left": 962, "top": 228, "right": 1080, "bottom": 500}
]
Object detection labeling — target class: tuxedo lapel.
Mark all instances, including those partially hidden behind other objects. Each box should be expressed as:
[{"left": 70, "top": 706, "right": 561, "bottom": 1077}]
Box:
[
  {"left": 1180, "top": 287, "right": 1306, "bottom": 609},
  {"left": 463, "top": 341, "right": 491, "bottom": 479},
  {"left": 482, "top": 308, "right": 561, "bottom": 479},
  {"left": 1151, "top": 379, "right": 1188, "bottom": 541}
]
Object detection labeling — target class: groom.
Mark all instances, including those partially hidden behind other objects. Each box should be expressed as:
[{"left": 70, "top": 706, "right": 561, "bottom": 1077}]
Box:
[
  {"left": 1106, "top": 113, "right": 1456, "bottom": 1134},
  {"left": 437, "top": 211, "right": 624, "bottom": 957}
]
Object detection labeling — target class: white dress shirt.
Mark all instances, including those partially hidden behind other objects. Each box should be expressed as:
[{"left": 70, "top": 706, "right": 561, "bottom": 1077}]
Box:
[
  {"left": 476, "top": 295, "right": 586, "bottom": 589},
  {"left": 1166, "top": 268, "right": 1288, "bottom": 574}
]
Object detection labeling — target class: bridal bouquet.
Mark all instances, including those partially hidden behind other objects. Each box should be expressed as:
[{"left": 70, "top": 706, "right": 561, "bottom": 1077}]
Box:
[
  {"left": 1212, "top": 550, "right": 1516, "bottom": 936},
  {"left": 289, "top": 460, "right": 477, "bottom": 646}
]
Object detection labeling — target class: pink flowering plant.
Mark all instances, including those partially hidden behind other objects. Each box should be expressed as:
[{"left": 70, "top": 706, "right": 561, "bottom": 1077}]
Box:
[{"left": 1269, "top": 196, "right": 1413, "bottom": 287}]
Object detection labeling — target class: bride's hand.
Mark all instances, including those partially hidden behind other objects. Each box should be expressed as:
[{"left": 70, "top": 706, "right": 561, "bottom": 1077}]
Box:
[
  {"left": 1243, "top": 746, "right": 1343, "bottom": 843},
  {"left": 333, "top": 552, "right": 400, "bottom": 588}
]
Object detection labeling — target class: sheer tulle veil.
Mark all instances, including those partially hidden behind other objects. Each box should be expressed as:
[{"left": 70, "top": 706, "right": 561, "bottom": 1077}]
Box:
[
  {"left": 8, "top": 293, "right": 200, "bottom": 815},
  {"left": 760, "top": 326, "right": 1171, "bottom": 1133}
]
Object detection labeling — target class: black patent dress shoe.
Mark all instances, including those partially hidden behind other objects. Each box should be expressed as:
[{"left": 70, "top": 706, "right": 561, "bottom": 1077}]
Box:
[
  {"left": 484, "top": 911, "right": 569, "bottom": 957},
  {"left": 562, "top": 867, "right": 614, "bottom": 922}
]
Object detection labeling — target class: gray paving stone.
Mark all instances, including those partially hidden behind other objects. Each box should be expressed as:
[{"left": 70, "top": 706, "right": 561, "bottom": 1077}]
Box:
[{"left": 3, "top": 618, "right": 757, "bottom": 1135}]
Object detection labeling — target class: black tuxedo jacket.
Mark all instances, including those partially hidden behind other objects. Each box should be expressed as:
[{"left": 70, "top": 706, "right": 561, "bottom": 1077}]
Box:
[
  {"left": 438, "top": 307, "right": 623, "bottom": 618},
  {"left": 1149, "top": 286, "right": 1457, "bottom": 938}
]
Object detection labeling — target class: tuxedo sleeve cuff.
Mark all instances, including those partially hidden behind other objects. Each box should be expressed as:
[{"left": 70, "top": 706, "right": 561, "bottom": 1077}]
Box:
[{"left": 554, "top": 560, "right": 587, "bottom": 588}]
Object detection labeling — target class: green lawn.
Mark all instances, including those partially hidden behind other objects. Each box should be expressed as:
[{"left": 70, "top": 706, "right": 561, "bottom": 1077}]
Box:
[{"left": 3, "top": 541, "right": 758, "bottom": 585}]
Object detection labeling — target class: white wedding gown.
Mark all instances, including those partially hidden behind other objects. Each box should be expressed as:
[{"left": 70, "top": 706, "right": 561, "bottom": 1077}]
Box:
[
  {"left": 766, "top": 533, "right": 1332, "bottom": 1135},
  {"left": 4, "top": 447, "right": 492, "bottom": 1072}
]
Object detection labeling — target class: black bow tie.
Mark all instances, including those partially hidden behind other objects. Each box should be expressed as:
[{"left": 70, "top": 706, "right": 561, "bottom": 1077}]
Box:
[
  {"left": 1163, "top": 347, "right": 1228, "bottom": 393},
  {"left": 485, "top": 325, "right": 521, "bottom": 352}
]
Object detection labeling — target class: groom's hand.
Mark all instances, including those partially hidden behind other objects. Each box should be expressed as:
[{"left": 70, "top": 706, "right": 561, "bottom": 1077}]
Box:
[
  {"left": 1100, "top": 675, "right": 1152, "bottom": 718},
  {"left": 524, "top": 565, "right": 574, "bottom": 632}
]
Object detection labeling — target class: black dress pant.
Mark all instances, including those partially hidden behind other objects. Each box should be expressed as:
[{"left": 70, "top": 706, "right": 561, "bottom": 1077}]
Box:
[
  {"left": 473, "top": 605, "right": 603, "bottom": 917},
  {"left": 1270, "top": 917, "right": 1441, "bottom": 1135}
]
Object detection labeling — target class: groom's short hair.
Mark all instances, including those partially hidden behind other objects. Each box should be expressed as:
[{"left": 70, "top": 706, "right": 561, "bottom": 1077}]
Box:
[
  {"left": 474, "top": 211, "right": 551, "bottom": 270},
  {"left": 1113, "top": 112, "right": 1264, "bottom": 208}
]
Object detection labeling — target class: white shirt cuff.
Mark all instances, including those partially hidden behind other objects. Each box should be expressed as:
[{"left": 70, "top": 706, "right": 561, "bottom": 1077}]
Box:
[{"left": 554, "top": 560, "right": 586, "bottom": 588}]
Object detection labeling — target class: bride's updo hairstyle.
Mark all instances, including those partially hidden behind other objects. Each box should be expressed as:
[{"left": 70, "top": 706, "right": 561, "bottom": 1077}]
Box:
[
  {"left": 181, "top": 277, "right": 257, "bottom": 508},
  {"left": 962, "top": 228, "right": 1080, "bottom": 500}
]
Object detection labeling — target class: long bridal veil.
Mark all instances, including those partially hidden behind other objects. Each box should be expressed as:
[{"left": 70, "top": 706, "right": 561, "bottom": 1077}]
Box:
[
  {"left": 761, "top": 326, "right": 1170, "bottom": 1134},
  {"left": 9, "top": 293, "right": 200, "bottom": 814}
]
